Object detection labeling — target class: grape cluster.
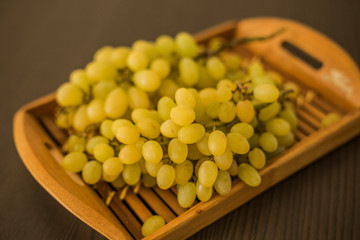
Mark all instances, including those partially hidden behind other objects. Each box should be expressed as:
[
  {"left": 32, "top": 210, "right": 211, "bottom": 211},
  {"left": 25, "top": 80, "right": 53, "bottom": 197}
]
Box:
[{"left": 56, "top": 32, "right": 299, "bottom": 226}]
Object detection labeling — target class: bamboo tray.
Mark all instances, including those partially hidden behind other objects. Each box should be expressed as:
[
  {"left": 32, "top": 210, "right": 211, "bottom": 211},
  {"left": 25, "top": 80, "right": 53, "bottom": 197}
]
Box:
[{"left": 13, "top": 17, "right": 360, "bottom": 240}]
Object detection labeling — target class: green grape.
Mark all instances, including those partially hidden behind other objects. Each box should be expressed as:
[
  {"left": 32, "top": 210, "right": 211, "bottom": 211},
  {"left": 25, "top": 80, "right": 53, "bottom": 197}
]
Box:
[
  {"left": 187, "top": 144, "right": 204, "bottom": 160},
  {"left": 177, "top": 123, "right": 205, "bottom": 144},
  {"left": 157, "top": 96, "right": 176, "bottom": 120},
  {"left": 142, "top": 140, "right": 163, "bottom": 164},
  {"left": 196, "top": 65, "right": 218, "bottom": 89},
  {"left": 254, "top": 84, "right": 279, "bottom": 103},
  {"left": 283, "top": 82, "right": 299, "bottom": 99},
  {"left": 196, "top": 180, "right": 212, "bottom": 202},
  {"left": 206, "top": 56, "right": 226, "bottom": 80},
  {"left": 238, "top": 163, "right": 261, "bottom": 187},
  {"left": 145, "top": 160, "right": 163, "bottom": 177},
  {"left": 248, "top": 148, "right": 266, "bottom": 169},
  {"left": 248, "top": 60, "right": 264, "bottom": 78},
  {"left": 214, "top": 170, "right": 231, "bottom": 196},
  {"left": 236, "top": 100, "right": 255, "bottom": 123},
  {"left": 175, "top": 160, "right": 193, "bottom": 185},
  {"left": 111, "top": 174, "right": 126, "bottom": 189},
  {"left": 194, "top": 157, "right": 210, "bottom": 177},
  {"left": 158, "top": 78, "right": 179, "bottom": 99},
  {"left": 249, "top": 115, "right": 258, "bottom": 128},
  {"left": 62, "top": 152, "right": 88, "bottom": 173},
  {"left": 265, "top": 118, "right": 291, "bottom": 136},
  {"left": 216, "top": 86, "right": 232, "bottom": 103},
  {"left": 175, "top": 88, "right": 196, "bottom": 108},
  {"left": 136, "top": 117, "right": 161, "bottom": 139},
  {"left": 221, "top": 51, "right": 242, "bottom": 71},
  {"left": 198, "top": 160, "right": 218, "bottom": 187},
  {"left": 217, "top": 79, "right": 236, "bottom": 90},
  {"left": 150, "top": 58, "right": 170, "bottom": 79},
  {"left": 230, "top": 123, "right": 254, "bottom": 139},
  {"left": 248, "top": 133, "right": 260, "bottom": 149},
  {"left": 259, "top": 101, "right": 281, "bottom": 122},
  {"left": 141, "top": 215, "right": 165, "bottom": 237},
  {"left": 193, "top": 96, "right": 208, "bottom": 124},
  {"left": 175, "top": 32, "right": 198, "bottom": 58},
  {"left": 205, "top": 100, "right": 221, "bottom": 119},
  {"left": 66, "top": 134, "right": 86, "bottom": 152},
  {"left": 92, "top": 80, "right": 117, "bottom": 100},
  {"left": 126, "top": 51, "right": 148, "bottom": 71},
  {"left": 116, "top": 125, "right": 140, "bottom": 144},
  {"left": 133, "top": 70, "right": 161, "bottom": 92},
  {"left": 227, "top": 160, "right": 238, "bottom": 177},
  {"left": 259, "top": 132, "right": 278, "bottom": 152},
  {"left": 199, "top": 88, "right": 217, "bottom": 106},
  {"left": 218, "top": 101, "right": 237, "bottom": 123},
  {"left": 72, "top": 105, "right": 90, "bottom": 132},
  {"left": 87, "top": 99, "right": 106, "bottom": 123},
  {"left": 82, "top": 160, "right": 102, "bottom": 184},
  {"left": 128, "top": 86, "right": 150, "bottom": 109},
  {"left": 277, "top": 132, "right": 295, "bottom": 147},
  {"left": 208, "top": 37, "right": 225, "bottom": 52},
  {"left": 177, "top": 182, "right": 196, "bottom": 208},
  {"left": 105, "top": 88, "right": 128, "bottom": 119},
  {"left": 196, "top": 132, "right": 211, "bottom": 156},
  {"left": 252, "top": 76, "right": 275, "bottom": 87},
  {"left": 160, "top": 119, "right": 181, "bottom": 138},
  {"left": 149, "top": 110, "right": 164, "bottom": 124},
  {"left": 122, "top": 163, "right": 141, "bottom": 185},
  {"left": 208, "top": 130, "right": 227, "bottom": 156},
  {"left": 85, "top": 61, "right": 117, "bottom": 82},
  {"left": 131, "top": 108, "right": 152, "bottom": 123},
  {"left": 226, "top": 132, "right": 250, "bottom": 155},
  {"left": 86, "top": 136, "right": 109, "bottom": 154},
  {"left": 93, "top": 143, "right": 114, "bottom": 162},
  {"left": 179, "top": 57, "right": 199, "bottom": 86},
  {"left": 69, "top": 69, "right": 90, "bottom": 94},
  {"left": 103, "top": 157, "right": 124, "bottom": 182},
  {"left": 139, "top": 156, "right": 148, "bottom": 175},
  {"left": 111, "top": 119, "right": 133, "bottom": 135},
  {"left": 156, "top": 35, "right": 175, "bottom": 56},
  {"left": 111, "top": 47, "right": 130, "bottom": 69},
  {"left": 100, "top": 119, "right": 115, "bottom": 139},
  {"left": 214, "top": 147, "right": 233, "bottom": 170},
  {"left": 170, "top": 105, "right": 195, "bottom": 126},
  {"left": 279, "top": 104, "right": 297, "bottom": 129},
  {"left": 157, "top": 164, "right": 175, "bottom": 190},
  {"left": 132, "top": 40, "right": 157, "bottom": 60},
  {"left": 56, "top": 109, "right": 75, "bottom": 129},
  {"left": 142, "top": 174, "right": 157, "bottom": 188},
  {"left": 168, "top": 138, "right": 188, "bottom": 164},
  {"left": 56, "top": 82, "right": 84, "bottom": 107},
  {"left": 94, "top": 46, "right": 114, "bottom": 63},
  {"left": 119, "top": 144, "right": 142, "bottom": 165}
]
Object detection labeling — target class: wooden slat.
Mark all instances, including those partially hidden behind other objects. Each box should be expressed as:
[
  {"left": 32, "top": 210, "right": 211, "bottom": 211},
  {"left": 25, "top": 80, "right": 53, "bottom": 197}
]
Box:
[
  {"left": 312, "top": 96, "right": 339, "bottom": 114},
  {"left": 296, "top": 108, "right": 321, "bottom": 129},
  {"left": 39, "top": 114, "right": 67, "bottom": 145},
  {"left": 124, "top": 189, "right": 153, "bottom": 223},
  {"left": 302, "top": 102, "right": 326, "bottom": 120},
  {"left": 153, "top": 187, "right": 185, "bottom": 216},
  {"left": 297, "top": 120, "right": 315, "bottom": 135}
]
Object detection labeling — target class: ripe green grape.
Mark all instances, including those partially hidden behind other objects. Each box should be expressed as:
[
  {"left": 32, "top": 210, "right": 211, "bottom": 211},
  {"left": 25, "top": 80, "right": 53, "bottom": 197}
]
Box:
[
  {"left": 227, "top": 160, "right": 238, "bottom": 177},
  {"left": 69, "top": 69, "right": 90, "bottom": 94},
  {"left": 62, "top": 152, "right": 88, "bottom": 173},
  {"left": 265, "top": 118, "right": 291, "bottom": 136},
  {"left": 133, "top": 70, "right": 161, "bottom": 92},
  {"left": 156, "top": 35, "right": 175, "bottom": 57},
  {"left": 238, "top": 163, "right": 261, "bottom": 187},
  {"left": 221, "top": 52, "right": 242, "bottom": 71},
  {"left": 116, "top": 125, "right": 140, "bottom": 144},
  {"left": 214, "top": 170, "right": 231, "bottom": 196},
  {"left": 206, "top": 56, "right": 226, "bottom": 80},
  {"left": 145, "top": 160, "right": 163, "bottom": 177},
  {"left": 111, "top": 47, "right": 130, "bottom": 69},
  {"left": 259, "top": 101, "right": 280, "bottom": 122},
  {"left": 126, "top": 51, "right": 148, "bottom": 71},
  {"left": 132, "top": 40, "right": 157, "bottom": 60},
  {"left": 103, "top": 157, "right": 124, "bottom": 182},
  {"left": 131, "top": 108, "right": 153, "bottom": 123},
  {"left": 56, "top": 109, "right": 75, "bottom": 129},
  {"left": 283, "top": 82, "right": 299, "bottom": 99},
  {"left": 205, "top": 100, "right": 221, "bottom": 119},
  {"left": 150, "top": 58, "right": 170, "bottom": 79},
  {"left": 230, "top": 123, "right": 254, "bottom": 139},
  {"left": 156, "top": 164, "right": 175, "bottom": 190},
  {"left": 236, "top": 100, "right": 255, "bottom": 123},
  {"left": 128, "top": 86, "right": 150, "bottom": 109},
  {"left": 199, "top": 88, "right": 217, "bottom": 106},
  {"left": 177, "top": 182, "right": 196, "bottom": 208},
  {"left": 254, "top": 84, "right": 279, "bottom": 103},
  {"left": 104, "top": 88, "right": 128, "bottom": 119},
  {"left": 196, "top": 132, "right": 211, "bottom": 156},
  {"left": 92, "top": 80, "right": 117, "bottom": 100},
  {"left": 82, "top": 160, "right": 102, "bottom": 184},
  {"left": 277, "top": 132, "right": 295, "bottom": 147},
  {"left": 87, "top": 99, "right": 106, "bottom": 123},
  {"left": 142, "top": 140, "right": 163, "bottom": 164},
  {"left": 56, "top": 82, "right": 84, "bottom": 107},
  {"left": 94, "top": 46, "right": 113, "bottom": 63},
  {"left": 179, "top": 57, "right": 199, "bottom": 86},
  {"left": 175, "top": 160, "right": 193, "bottom": 185},
  {"left": 279, "top": 104, "right": 297, "bottom": 129},
  {"left": 136, "top": 118, "right": 160, "bottom": 139},
  {"left": 100, "top": 119, "right": 115, "bottom": 139},
  {"left": 66, "top": 134, "right": 86, "bottom": 152},
  {"left": 208, "top": 130, "right": 227, "bottom": 156},
  {"left": 141, "top": 215, "right": 165, "bottom": 237},
  {"left": 226, "top": 132, "right": 250, "bottom": 155},
  {"left": 111, "top": 175, "right": 126, "bottom": 189},
  {"left": 160, "top": 119, "right": 181, "bottom": 138},
  {"left": 259, "top": 132, "right": 278, "bottom": 152},
  {"left": 196, "top": 180, "right": 213, "bottom": 202},
  {"left": 93, "top": 143, "right": 114, "bottom": 162},
  {"left": 122, "top": 163, "right": 141, "bottom": 185},
  {"left": 111, "top": 119, "right": 133, "bottom": 135},
  {"left": 168, "top": 138, "right": 188, "bottom": 164},
  {"left": 142, "top": 174, "right": 157, "bottom": 188},
  {"left": 85, "top": 61, "right": 117, "bottom": 82},
  {"left": 216, "top": 86, "right": 232, "bottom": 103},
  {"left": 177, "top": 123, "right": 205, "bottom": 144},
  {"left": 72, "top": 105, "right": 90, "bottom": 132},
  {"left": 170, "top": 105, "right": 195, "bottom": 126},
  {"left": 198, "top": 160, "right": 218, "bottom": 187},
  {"left": 248, "top": 148, "right": 266, "bottom": 169},
  {"left": 157, "top": 96, "right": 176, "bottom": 120},
  {"left": 214, "top": 147, "right": 233, "bottom": 170},
  {"left": 86, "top": 136, "right": 109, "bottom": 155},
  {"left": 175, "top": 88, "right": 196, "bottom": 108},
  {"left": 119, "top": 144, "right": 142, "bottom": 165},
  {"left": 175, "top": 32, "right": 198, "bottom": 58},
  {"left": 218, "top": 101, "right": 237, "bottom": 123},
  {"left": 187, "top": 144, "right": 204, "bottom": 160},
  {"left": 248, "top": 60, "right": 264, "bottom": 78}
]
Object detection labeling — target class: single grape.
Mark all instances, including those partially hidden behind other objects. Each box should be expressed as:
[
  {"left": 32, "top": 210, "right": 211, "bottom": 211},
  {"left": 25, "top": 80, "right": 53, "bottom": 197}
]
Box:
[
  {"left": 145, "top": 160, "right": 163, "bottom": 177},
  {"left": 132, "top": 40, "right": 157, "bottom": 60},
  {"left": 69, "top": 69, "right": 90, "bottom": 94},
  {"left": 111, "top": 175, "right": 126, "bottom": 189},
  {"left": 170, "top": 105, "right": 195, "bottom": 126},
  {"left": 221, "top": 52, "right": 242, "bottom": 71},
  {"left": 279, "top": 104, "right": 297, "bottom": 130},
  {"left": 56, "top": 82, "right": 84, "bottom": 107},
  {"left": 141, "top": 215, "right": 165, "bottom": 237},
  {"left": 205, "top": 100, "right": 221, "bottom": 119},
  {"left": 177, "top": 182, "right": 196, "bottom": 208},
  {"left": 116, "top": 125, "right": 140, "bottom": 144},
  {"left": 175, "top": 32, "right": 198, "bottom": 58},
  {"left": 87, "top": 99, "right": 106, "bottom": 123},
  {"left": 111, "top": 47, "right": 130, "bottom": 69},
  {"left": 103, "top": 157, "right": 124, "bottom": 182},
  {"left": 175, "top": 88, "right": 196, "bottom": 108},
  {"left": 56, "top": 109, "right": 75, "bottom": 129},
  {"left": 93, "top": 143, "right": 114, "bottom": 162},
  {"left": 85, "top": 61, "right": 117, "bottom": 82},
  {"left": 283, "top": 82, "right": 299, "bottom": 99},
  {"left": 133, "top": 70, "right": 161, "bottom": 92},
  {"left": 321, "top": 112, "right": 340, "bottom": 127},
  {"left": 66, "top": 134, "right": 86, "bottom": 152},
  {"left": 206, "top": 56, "right": 226, "bottom": 80},
  {"left": 199, "top": 88, "right": 217, "bottom": 106},
  {"left": 248, "top": 60, "right": 264, "bottom": 78},
  {"left": 128, "top": 86, "right": 150, "bottom": 109},
  {"left": 119, "top": 144, "right": 142, "bottom": 165},
  {"left": 254, "top": 84, "right": 279, "bottom": 103},
  {"left": 198, "top": 160, "right": 218, "bottom": 187},
  {"left": 227, "top": 160, "right": 238, "bottom": 177},
  {"left": 86, "top": 136, "right": 109, "bottom": 155},
  {"left": 160, "top": 119, "right": 181, "bottom": 138},
  {"left": 208, "top": 130, "right": 227, "bottom": 156},
  {"left": 230, "top": 123, "right": 254, "bottom": 139},
  {"left": 142, "top": 140, "right": 163, "bottom": 164},
  {"left": 265, "top": 118, "right": 291, "bottom": 136},
  {"left": 136, "top": 118, "right": 160, "bottom": 139},
  {"left": 277, "top": 132, "right": 295, "bottom": 147},
  {"left": 177, "top": 123, "right": 205, "bottom": 144},
  {"left": 259, "top": 101, "right": 281, "bottom": 122},
  {"left": 150, "top": 58, "right": 170, "bottom": 79},
  {"left": 216, "top": 86, "right": 232, "bottom": 103},
  {"left": 175, "top": 160, "right": 193, "bottom": 185},
  {"left": 226, "top": 132, "right": 250, "bottom": 155},
  {"left": 82, "top": 160, "right": 102, "bottom": 184},
  {"left": 72, "top": 105, "right": 90, "bottom": 132},
  {"left": 259, "top": 132, "right": 278, "bottom": 152},
  {"left": 238, "top": 163, "right": 261, "bottom": 187},
  {"left": 92, "top": 80, "right": 117, "bottom": 100},
  {"left": 196, "top": 180, "right": 213, "bottom": 202},
  {"left": 156, "top": 35, "right": 175, "bottom": 56},
  {"left": 248, "top": 148, "right": 266, "bottom": 169},
  {"left": 168, "top": 138, "right": 188, "bottom": 164},
  {"left": 127, "top": 51, "right": 148, "bottom": 71},
  {"left": 214, "top": 147, "right": 233, "bottom": 170},
  {"left": 156, "top": 164, "right": 175, "bottom": 190},
  {"left": 104, "top": 88, "right": 128, "bottom": 119},
  {"left": 62, "top": 152, "right": 88, "bottom": 173},
  {"left": 214, "top": 170, "right": 232, "bottom": 196},
  {"left": 179, "top": 57, "right": 199, "bottom": 86},
  {"left": 157, "top": 96, "right": 176, "bottom": 120},
  {"left": 111, "top": 119, "right": 133, "bottom": 135},
  {"left": 122, "top": 163, "right": 141, "bottom": 186},
  {"left": 236, "top": 100, "right": 255, "bottom": 123},
  {"left": 196, "top": 132, "right": 212, "bottom": 156},
  {"left": 218, "top": 101, "right": 237, "bottom": 123},
  {"left": 94, "top": 46, "right": 114, "bottom": 63},
  {"left": 100, "top": 119, "right": 115, "bottom": 139}
]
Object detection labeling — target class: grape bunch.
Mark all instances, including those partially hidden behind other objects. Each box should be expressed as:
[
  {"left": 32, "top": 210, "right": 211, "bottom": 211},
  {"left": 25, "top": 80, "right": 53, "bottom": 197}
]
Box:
[{"left": 56, "top": 31, "right": 300, "bottom": 236}]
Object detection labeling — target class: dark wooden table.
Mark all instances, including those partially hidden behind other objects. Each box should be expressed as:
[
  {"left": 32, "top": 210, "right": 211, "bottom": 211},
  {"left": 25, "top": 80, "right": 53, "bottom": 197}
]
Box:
[{"left": 1, "top": 0, "right": 359, "bottom": 239}]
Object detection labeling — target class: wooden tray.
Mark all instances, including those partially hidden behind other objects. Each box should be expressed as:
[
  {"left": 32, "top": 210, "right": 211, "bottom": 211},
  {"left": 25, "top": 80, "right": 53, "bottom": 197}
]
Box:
[{"left": 13, "top": 17, "right": 360, "bottom": 240}]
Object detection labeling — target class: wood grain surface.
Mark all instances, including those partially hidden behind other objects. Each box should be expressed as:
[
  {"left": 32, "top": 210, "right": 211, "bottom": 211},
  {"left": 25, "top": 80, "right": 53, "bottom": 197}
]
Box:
[{"left": 1, "top": 0, "right": 359, "bottom": 239}]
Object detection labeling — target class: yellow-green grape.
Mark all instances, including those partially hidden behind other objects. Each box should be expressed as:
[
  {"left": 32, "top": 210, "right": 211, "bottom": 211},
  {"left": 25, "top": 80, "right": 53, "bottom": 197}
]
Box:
[
  {"left": 208, "top": 37, "right": 225, "bottom": 52},
  {"left": 62, "top": 152, "right": 88, "bottom": 173},
  {"left": 238, "top": 163, "right": 261, "bottom": 187},
  {"left": 145, "top": 161, "right": 163, "bottom": 177},
  {"left": 266, "top": 71, "right": 283, "bottom": 86},
  {"left": 156, "top": 164, "right": 175, "bottom": 190},
  {"left": 118, "top": 144, "right": 142, "bottom": 165},
  {"left": 216, "top": 86, "right": 232, "bottom": 103},
  {"left": 218, "top": 101, "right": 237, "bottom": 123},
  {"left": 142, "top": 174, "right": 157, "bottom": 188},
  {"left": 265, "top": 118, "right": 291, "bottom": 136},
  {"left": 206, "top": 56, "right": 226, "bottom": 80},
  {"left": 133, "top": 70, "right": 161, "bottom": 92},
  {"left": 277, "top": 132, "right": 295, "bottom": 147},
  {"left": 175, "top": 32, "right": 198, "bottom": 58},
  {"left": 111, "top": 119, "right": 133, "bottom": 135},
  {"left": 131, "top": 108, "right": 152, "bottom": 123},
  {"left": 259, "top": 101, "right": 281, "bottom": 122},
  {"left": 168, "top": 138, "right": 188, "bottom": 164},
  {"left": 111, "top": 47, "right": 130, "bottom": 69},
  {"left": 111, "top": 175, "right": 126, "bottom": 189},
  {"left": 208, "top": 130, "right": 227, "bottom": 156},
  {"left": 94, "top": 46, "right": 113, "bottom": 63},
  {"left": 126, "top": 51, "right": 148, "bottom": 71},
  {"left": 177, "top": 182, "right": 196, "bottom": 208},
  {"left": 92, "top": 80, "right": 117, "bottom": 100},
  {"left": 321, "top": 112, "right": 340, "bottom": 127},
  {"left": 139, "top": 156, "right": 147, "bottom": 175},
  {"left": 136, "top": 118, "right": 160, "bottom": 139},
  {"left": 93, "top": 143, "right": 114, "bottom": 162},
  {"left": 86, "top": 136, "right": 109, "bottom": 154},
  {"left": 177, "top": 123, "right": 205, "bottom": 144},
  {"left": 122, "top": 163, "right": 141, "bottom": 185},
  {"left": 175, "top": 160, "right": 193, "bottom": 185},
  {"left": 87, "top": 99, "right": 106, "bottom": 123},
  {"left": 100, "top": 119, "right": 115, "bottom": 139},
  {"left": 248, "top": 60, "right": 264, "bottom": 78},
  {"left": 230, "top": 123, "right": 254, "bottom": 139},
  {"left": 283, "top": 82, "right": 299, "bottom": 99},
  {"left": 194, "top": 157, "right": 210, "bottom": 177},
  {"left": 196, "top": 180, "right": 213, "bottom": 202},
  {"left": 116, "top": 125, "right": 140, "bottom": 144},
  {"left": 56, "top": 82, "right": 84, "bottom": 107},
  {"left": 254, "top": 84, "right": 279, "bottom": 103},
  {"left": 236, "top": 100, "right": 255, "bottom": 123},
  {"left": 72, "top": 105, "right": 90, "bottom": 132},
  {"left": 141, "top": 215, "right": 165, "bottom": 237},
  {"left": 187, "top": 144, "right": 204, "bottom": 160},
  {"left": 160, "top": 119, "right": 181, "bottom": 138},
  {"left": 56, "top": 109, "right": 75, "bottom": 129},
  {"left": 132, "top": 40, "right": 156, "bottom": 59},
  {"left": 103, "top": 157, "right": 124, "bottom": 182},
  {"left": 82, "top": 160, "right": 102, "bottom": 184},
  {"left": 226, "top": 132, "right": 250, "bottom": 155},
  {"left": 227, "top": 160, "right": 238, "bottom": 177},
  {"left": 221, "top": 52, "right": 242, "bottom": 71},
  {"left": 69, "top": 69, "right": 90, "bottom": 94},
  {"left": 194, "top": 98, "right": 208, "bottom": 125},
  {"left": 156, "top": 35, "right": 175, "bottom": 56},
  {"left": 149, "top": 110, "right": 164, "bottom": 124},
  {"left": 179, "top": 57, "right": 199, "bottom": 86},
  {"left": 205, "top": 100, "right": 221, "bottom": 119},
  {"left": 199, "top": 88, "right": 217, "bottom": 106},
  {"left": 217, "top": 79, "right": 236, "bottom": 90},
  {"left": 252, "top": 76, "right": 275, "bottom": 87},
  {"left": 214, "top": 147, "right": 233, "bottom": 170},
  {"left": 279, "top": 104, "right": 297, "bottom": 130},
  {"left": 175, "top": 88, "right": 196, "bottom": 108},
  {"left": 142, "top": 140, "right": 163, "bottom": 164},
  {"left": 136, "top": 138, "right": 146, "bottom": 151},
  {"left": 158, "top": 80, "right": 178, "bottom": 100},
  {"left": 157, "top": 96, "right": 176, "bottom": 120},
  {"left": 170, "top": 105, "right": 195, "bottom": 126},
  {"left": 248, "top": 148, "right": 266, "bottom": 169},
  {"left": 66, "top": 134, "right": 86, "bottom": 152},
  {"left": 198, "top": 160, "right": 218, "bottom": 187},
  {"left": 196, "top": 132, "right": 212, "bottom": 156},
  {"left": 128, "top": 86, "right": 150, "bottom": 110},
  {"left": 105, "top": 88, "right": 128, "bottom": 119},
  {"left": 150, "top": 58, "right": 170, "bottom": 79},
  {"left": 85, "top": 61, "right": 117, "bottom": 82},
  {"left": 249, "top": 115, "right": 258, "bottom": 129},
  {"left": 214, "top": 170, "right": 231, "bottom": 196},
  {"left": 196, "top": 64, "right": 218, "bottom": 89},
  {"left": 259, "top": 132, "right": 278, "bottom": 152}
]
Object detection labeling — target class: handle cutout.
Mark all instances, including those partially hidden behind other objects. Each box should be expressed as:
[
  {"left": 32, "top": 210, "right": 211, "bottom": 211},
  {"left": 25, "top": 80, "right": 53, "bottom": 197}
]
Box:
[{"left": 281, "top": 41, "right": 323, "bottom": 70}]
